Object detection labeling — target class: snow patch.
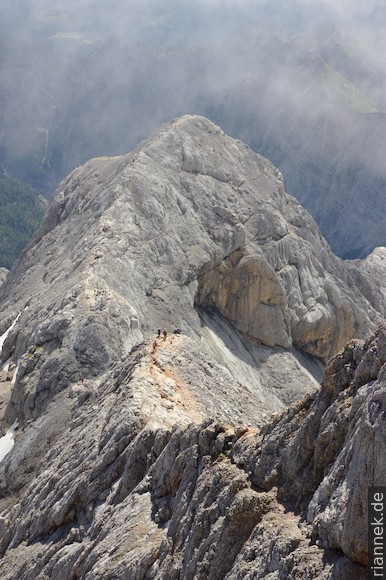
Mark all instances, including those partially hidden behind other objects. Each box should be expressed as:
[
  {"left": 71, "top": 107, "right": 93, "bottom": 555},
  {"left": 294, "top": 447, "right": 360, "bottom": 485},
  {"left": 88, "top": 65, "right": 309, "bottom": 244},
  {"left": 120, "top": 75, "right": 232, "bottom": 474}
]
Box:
[
  {"left": 0, "top": 312, "right": 21, "bottom": 357},
  {"left": 0, "top": 306, "right": 28, "bottom": 363},
  {"left": 0, "top": 314, "right": 21, "bottom": 345},
  {"left": 0, "top": 420, "right": 19, "bottom": 463},
  {"left": 1, "top": 358, "right": 11, "bottom": 372},
  {"left": 11, "top": 363, "right": 19, "bottom": 385}
]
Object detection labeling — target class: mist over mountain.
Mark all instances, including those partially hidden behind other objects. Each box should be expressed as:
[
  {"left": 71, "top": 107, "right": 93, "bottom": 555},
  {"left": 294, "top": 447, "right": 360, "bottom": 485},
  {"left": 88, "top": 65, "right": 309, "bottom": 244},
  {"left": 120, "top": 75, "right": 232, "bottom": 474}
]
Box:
[{"left": 0, "top": 0, "right": 385, "bottom": 261}]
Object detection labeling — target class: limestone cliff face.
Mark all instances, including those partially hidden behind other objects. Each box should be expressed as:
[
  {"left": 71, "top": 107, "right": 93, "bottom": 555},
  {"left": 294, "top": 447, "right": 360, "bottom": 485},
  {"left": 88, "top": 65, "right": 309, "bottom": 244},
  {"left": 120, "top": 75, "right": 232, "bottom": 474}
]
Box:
[{"left": 0, "top": 116, "right": 384, "bottom": 578}]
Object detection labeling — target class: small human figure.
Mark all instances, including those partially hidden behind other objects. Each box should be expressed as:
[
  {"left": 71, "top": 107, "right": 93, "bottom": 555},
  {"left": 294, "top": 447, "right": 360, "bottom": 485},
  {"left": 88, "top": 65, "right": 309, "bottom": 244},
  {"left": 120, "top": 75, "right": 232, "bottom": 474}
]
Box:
[
  {"left": 157, "top": 328, "right": 161, "bottom": 337},
  {"left": 163, "top": 328, "right": 167, "bottom": 341}
]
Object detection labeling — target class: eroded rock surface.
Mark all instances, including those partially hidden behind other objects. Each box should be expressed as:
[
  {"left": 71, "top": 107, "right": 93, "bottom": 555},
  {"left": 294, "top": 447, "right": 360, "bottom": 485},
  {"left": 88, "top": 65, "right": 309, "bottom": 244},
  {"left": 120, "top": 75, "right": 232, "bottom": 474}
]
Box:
[
  {"left": 0, "top": 116, "right": 382, "bottom": 368},
  {"left": 0, "top": 326, "right": 384, "bottom": 578},
  {"left": 0, "top": 268, "right": 7, "bottom": 288},
  {"left": 351, "top": 246, "right": 386, "bottom": 306},
  {"left": 0, "top": 116, "right": 384, "bottom": 578}
]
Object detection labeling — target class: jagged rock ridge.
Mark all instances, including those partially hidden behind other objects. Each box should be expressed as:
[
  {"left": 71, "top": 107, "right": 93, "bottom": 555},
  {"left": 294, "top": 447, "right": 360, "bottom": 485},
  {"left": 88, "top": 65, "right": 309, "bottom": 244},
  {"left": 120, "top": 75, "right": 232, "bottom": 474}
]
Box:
[
  {"left": 0, "top": 324, "right": 384, "bottom": 578},
  {"left": 0, "top": 116, "right": 384, "bottom": 578}
]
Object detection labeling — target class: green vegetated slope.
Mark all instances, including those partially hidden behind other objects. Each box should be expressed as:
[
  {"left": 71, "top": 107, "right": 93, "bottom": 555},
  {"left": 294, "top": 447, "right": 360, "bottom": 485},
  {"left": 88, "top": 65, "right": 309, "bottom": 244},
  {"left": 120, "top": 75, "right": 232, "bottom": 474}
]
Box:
[
  {"left": 320, "top": 61, "right": 379, "bottom": 113},
  {"left": 0, "top": 167, "right": 47, "bottom": 268}
]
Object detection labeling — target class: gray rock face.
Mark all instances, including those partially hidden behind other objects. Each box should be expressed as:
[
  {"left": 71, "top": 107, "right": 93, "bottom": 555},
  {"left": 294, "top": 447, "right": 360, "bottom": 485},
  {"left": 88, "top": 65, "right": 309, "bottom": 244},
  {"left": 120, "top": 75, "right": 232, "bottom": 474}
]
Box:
[
  {"left": 0, "top": 116, "right": 382, "bottom": 364},
  {"left": 230, "top": 326, "right": 386, "bottom": 576},
  {"left": 0, "top": 268, "right": 7, "bottom": 287},
  {"left": 0, "top": 116, "right": 384, "bottom": 578},
  {"left": 354, "top": 246, "right": 386, "bottom": 300},
  {"left": 0, "top": 325, "right": 384, "bottom": 578},
  {"left": 0, "top": 116, "right": 381, "bottom": 442}
]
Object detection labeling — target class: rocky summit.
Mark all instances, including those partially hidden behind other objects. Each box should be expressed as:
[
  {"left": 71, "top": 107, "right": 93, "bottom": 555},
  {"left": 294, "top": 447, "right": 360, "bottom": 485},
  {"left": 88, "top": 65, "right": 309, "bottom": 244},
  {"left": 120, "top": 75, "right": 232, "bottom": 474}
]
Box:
[{"left": 0, "top": 116, "right": 384, "bottom": 578}]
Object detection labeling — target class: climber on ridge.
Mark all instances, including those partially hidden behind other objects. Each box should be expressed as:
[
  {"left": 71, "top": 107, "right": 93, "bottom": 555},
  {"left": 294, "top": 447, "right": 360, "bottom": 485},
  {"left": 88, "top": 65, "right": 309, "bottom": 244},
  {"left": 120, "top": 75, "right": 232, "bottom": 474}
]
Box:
[{"left": 163, "top": 328, "right": 167, "bottom": 341}]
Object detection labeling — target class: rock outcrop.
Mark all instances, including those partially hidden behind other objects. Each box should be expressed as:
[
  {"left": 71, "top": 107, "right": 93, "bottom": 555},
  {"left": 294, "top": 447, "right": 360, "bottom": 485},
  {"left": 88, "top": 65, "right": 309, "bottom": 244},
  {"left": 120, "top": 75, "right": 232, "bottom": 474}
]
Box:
[
  {"left": 353, "top": 246, "right": 386, "bottom": 300},
  {"left": 0, "top": 268, "right": 7, "bottom": 287},
  {"left": 0, "top": 116, "right": 384, "bottom": 578},
  {"left": 0, "top": 324, "right": 384, "bottom": 578}
]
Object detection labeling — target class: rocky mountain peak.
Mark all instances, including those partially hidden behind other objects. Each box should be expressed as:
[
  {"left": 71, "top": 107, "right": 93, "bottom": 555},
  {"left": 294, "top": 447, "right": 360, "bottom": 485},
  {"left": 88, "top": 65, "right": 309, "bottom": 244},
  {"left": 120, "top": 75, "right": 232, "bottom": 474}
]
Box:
[
  {"left": 1, "top": 115, "right": 382, "bottom": 360},
  {"left": 0, "top": 115, "right": 383, "bottom": 426},
  {"left": 0, "top": 115, "right": 384, "bottom": 578}
]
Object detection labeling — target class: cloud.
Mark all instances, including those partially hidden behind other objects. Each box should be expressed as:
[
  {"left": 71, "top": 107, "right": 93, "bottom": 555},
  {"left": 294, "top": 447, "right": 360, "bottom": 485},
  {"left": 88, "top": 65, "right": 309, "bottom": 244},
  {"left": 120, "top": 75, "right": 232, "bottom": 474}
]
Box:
[
  {"left": 0, "top": 0, "right": 385, "bottom": 185},
  {"left": 0, "top": 0, "right": 385, "bottom": 257},
  {"left": 1, "top": 0, "right": 385, "bottom": 50}
]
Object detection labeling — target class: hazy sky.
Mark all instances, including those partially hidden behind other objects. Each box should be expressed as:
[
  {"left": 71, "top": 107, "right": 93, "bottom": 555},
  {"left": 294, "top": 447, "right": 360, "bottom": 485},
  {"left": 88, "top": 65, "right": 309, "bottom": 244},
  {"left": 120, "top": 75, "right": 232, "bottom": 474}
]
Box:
[
  {"left": 0, "top": 0, "right": 385, "bottom": 183},
  {"left": 1, "top": 0, "right": 385, "bottom": 49},
  {"left": 0, "top": 1, "right": 384, "bottom": 79}
]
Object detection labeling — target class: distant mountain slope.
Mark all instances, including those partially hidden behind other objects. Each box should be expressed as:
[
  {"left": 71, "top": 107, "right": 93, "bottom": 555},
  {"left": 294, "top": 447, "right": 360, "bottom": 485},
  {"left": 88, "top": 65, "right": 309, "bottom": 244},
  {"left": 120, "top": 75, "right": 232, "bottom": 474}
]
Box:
[
  {"left": 0, "top": 167, "right": 47, "bottom": 268},
  {"left": 295, "top": 26, "right": 386, "bottom": 108}
]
